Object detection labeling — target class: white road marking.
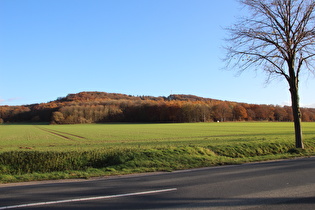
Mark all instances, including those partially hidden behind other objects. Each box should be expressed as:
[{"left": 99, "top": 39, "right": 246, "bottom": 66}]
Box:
[{"left": 0, "top": 188, "right": 177, "bottom": 209}]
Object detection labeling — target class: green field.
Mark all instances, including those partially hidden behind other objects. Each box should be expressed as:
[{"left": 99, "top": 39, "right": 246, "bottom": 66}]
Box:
[
  {"left": 0, "top": 122, "right": 315, "bottom": 183},
  {"left": 1, "top": 122, "right": 315, "bottom": 151}
]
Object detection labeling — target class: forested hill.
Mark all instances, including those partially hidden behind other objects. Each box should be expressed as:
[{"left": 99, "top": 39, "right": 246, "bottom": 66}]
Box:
[
  {"left": 56, "top": 92, "right": 220, "bottom": 102},
  {"left": 0, "top": 91, "right": 315, "bottom": 124}
]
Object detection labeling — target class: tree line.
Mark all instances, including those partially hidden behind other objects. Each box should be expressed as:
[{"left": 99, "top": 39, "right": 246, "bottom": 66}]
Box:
[{"left": 0, "top": 91, "right": 314, "bottom": 124}]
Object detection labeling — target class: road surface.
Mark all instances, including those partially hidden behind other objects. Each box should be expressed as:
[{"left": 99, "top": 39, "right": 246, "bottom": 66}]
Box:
[{"left": 0, "top": 157, "right": 314, "bottom": 209}]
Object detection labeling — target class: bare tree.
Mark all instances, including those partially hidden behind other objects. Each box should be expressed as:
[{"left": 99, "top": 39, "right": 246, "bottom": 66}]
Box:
[{"left": 225, "top": 0, "right": 315, "bottom": 149}]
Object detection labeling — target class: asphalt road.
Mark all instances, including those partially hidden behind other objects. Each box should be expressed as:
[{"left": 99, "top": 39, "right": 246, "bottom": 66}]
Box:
[{"left": 0, "top": 157, "right": 314, "bottom": 209}]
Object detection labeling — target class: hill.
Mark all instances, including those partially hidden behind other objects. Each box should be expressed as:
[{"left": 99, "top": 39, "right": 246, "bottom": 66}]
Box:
[{"left": 0, "top": 91, "right": 314, "bottom": 124}]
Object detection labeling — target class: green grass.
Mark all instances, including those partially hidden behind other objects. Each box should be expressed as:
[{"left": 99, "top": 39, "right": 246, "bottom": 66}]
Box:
[
  {"left": 2, "top": 122, "right": 314, "bottom": 151},
  {"left": 0, "top": 122, "right": 315, "bottom": 183}
]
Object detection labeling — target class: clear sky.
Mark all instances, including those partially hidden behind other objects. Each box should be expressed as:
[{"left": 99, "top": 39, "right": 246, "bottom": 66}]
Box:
[{"left": 1, "top": 0, "right": 314, "bottom": 107}]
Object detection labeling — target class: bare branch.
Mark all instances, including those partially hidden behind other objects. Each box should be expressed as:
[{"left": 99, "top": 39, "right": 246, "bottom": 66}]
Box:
[{"left": 225, "top": 0, "right": 315, "bottom": 82}]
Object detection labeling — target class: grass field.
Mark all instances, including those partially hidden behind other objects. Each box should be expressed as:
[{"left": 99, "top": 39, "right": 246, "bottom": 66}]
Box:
[
  {"left": 0, "top": 122, "right": 315, "bottom": 183},
  {"left": 1, "top": 122, "right": 315, "bottom": 151}
]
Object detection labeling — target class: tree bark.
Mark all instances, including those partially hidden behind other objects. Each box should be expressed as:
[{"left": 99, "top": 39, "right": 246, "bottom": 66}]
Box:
[{"left": 289, "top": 82, "right": 304, "bottom": 149}]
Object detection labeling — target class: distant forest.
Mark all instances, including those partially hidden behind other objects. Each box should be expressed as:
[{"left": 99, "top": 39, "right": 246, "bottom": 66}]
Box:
[{"left": 1, "top": 91, "right": 315, "bottom": 124}]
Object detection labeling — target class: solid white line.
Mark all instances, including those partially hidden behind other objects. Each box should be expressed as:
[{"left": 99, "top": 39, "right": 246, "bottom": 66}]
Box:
[{"left": 0, "top": 188, "right": 177, "bottom": 209}]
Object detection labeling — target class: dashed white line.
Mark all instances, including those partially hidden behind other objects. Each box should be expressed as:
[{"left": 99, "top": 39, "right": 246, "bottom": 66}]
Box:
[{"left": 0, "top": 188, "right": 177, "bottom": 209}]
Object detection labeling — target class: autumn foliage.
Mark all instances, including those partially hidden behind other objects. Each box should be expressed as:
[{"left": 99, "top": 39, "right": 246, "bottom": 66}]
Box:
[{"left": 0, "top": 92, "right": 314, "bottom": 124}]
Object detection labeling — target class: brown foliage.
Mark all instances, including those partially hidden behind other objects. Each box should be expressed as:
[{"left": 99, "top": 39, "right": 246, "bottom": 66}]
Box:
[{"left": 1, "top": 91, "right": 314, "bottom": 124}]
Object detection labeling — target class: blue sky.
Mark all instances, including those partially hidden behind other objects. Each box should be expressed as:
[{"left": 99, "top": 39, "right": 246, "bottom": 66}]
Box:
[{"left": 1, "top": 0, "right": 314, "bottom": 107}]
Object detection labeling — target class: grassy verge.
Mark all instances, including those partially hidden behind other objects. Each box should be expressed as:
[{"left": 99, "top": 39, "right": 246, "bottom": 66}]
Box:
[{"left": 1, "top": 140, "right": 314, "bottom": 184}]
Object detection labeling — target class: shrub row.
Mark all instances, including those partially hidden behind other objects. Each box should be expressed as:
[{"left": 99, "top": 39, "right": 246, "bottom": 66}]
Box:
[
  {"left": 1, "top": 142, "right": 314, "bottom": 176},
  {"left": 0, "top": 150, "right": 133, "bottom": 174}
]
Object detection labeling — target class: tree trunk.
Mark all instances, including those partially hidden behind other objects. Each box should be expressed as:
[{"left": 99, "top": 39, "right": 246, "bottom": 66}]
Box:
[{"left": 289, "top": 83, "right": 304, "bottom": 149}]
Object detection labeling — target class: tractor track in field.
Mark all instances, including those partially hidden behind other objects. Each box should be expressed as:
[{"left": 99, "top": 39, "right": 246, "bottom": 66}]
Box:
[{"left": 34, "top": 126, "right": 87, "bottom": 141}]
